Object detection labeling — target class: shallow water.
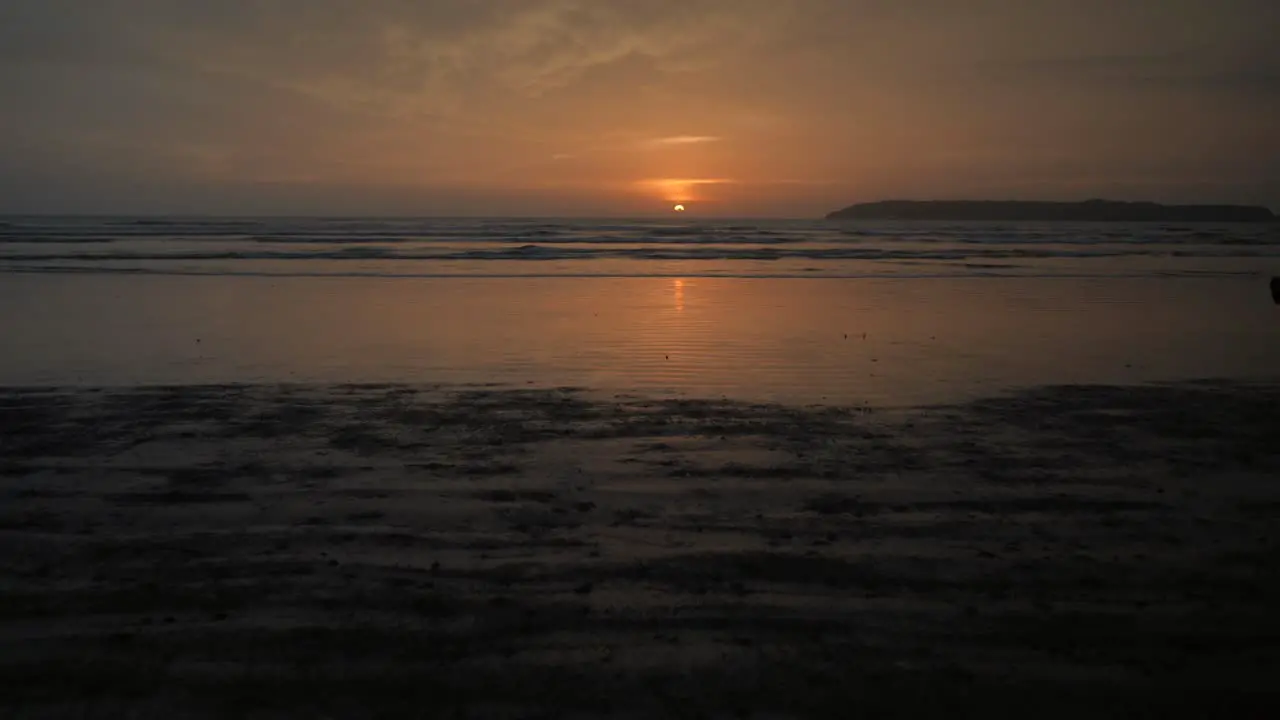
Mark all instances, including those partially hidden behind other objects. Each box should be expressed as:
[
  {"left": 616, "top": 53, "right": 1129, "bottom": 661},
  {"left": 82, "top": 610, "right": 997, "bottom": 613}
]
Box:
[{"left": 2, "top": 273, "right": 1276, "bottom": 404}]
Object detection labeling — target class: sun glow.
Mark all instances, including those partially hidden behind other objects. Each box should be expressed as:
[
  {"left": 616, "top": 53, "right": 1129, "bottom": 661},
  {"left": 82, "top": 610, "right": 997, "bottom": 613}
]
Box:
[
  {"left": 673, "top": 204, "right": 686, "bottom": 212},
  {"left": 638, "top": 178, "right": 735, "bottom": 204}
]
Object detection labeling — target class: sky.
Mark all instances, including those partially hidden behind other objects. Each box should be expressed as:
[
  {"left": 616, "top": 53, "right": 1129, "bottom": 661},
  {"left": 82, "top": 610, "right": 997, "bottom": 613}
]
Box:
[{"left": 1, "top": 0, "right": 1277, "bottom": 217}]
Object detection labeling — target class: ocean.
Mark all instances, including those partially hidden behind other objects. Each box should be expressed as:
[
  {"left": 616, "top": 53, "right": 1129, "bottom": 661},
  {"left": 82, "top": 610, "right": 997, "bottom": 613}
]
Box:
[
  {"left": 2, "top": 216, "right": 1278, "bottom": 402},
  {"left": 3, "top": 216, "right": 1278, "bottom": 278}
]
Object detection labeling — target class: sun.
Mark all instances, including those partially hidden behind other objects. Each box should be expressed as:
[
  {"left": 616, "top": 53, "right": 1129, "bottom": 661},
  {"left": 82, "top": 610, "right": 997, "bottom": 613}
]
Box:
[{"left": 673, "top": 204, "right": 686, "bottom": 212}]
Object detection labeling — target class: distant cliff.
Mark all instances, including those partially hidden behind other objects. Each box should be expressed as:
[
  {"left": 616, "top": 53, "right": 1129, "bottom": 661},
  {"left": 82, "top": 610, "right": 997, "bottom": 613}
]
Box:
[{"left": 826, "top": 200, "right": 1276, "bottom": 222}]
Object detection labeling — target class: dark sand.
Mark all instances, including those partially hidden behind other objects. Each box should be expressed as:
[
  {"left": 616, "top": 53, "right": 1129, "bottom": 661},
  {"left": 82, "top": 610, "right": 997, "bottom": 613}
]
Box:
[{"left": 2, "top": 381, "right": 1279, "bottom": 718}]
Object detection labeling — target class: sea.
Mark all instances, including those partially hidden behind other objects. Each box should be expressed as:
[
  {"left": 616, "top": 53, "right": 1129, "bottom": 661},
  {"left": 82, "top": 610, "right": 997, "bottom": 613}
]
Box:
[{"left": 2, "top": 216, "right": 1278, "bottom": 405}]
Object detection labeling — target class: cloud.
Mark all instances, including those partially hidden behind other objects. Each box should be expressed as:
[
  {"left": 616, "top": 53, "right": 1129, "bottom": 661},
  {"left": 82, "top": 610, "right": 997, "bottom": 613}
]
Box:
[
  {"left": 0, "top": 0, "right": 1276, "bottom": 213},
  {"left": 644, "top": 136, "right": 724, "bottom": 148},
  {"left": 546, "top": 134, "right": 723, "bottom": 163},
  {"left": 992, "top": 49, "right": 1280, "bottom": 98}
]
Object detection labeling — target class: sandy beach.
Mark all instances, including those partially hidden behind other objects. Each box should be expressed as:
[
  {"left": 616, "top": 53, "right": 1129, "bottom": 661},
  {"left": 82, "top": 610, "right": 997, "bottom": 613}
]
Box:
[{"left": 3, "top": 380, "right": 1278, "bottom": 717}]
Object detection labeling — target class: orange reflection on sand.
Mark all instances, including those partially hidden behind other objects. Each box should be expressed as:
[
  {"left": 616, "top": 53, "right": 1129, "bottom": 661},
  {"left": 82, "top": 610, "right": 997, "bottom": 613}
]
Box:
[{"left": 673, "top": 278, "right": 685, "bottom": 312}]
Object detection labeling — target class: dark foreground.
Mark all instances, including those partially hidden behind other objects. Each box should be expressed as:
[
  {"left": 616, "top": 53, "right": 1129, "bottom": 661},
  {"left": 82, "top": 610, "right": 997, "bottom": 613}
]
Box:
[{"left": 2, "top": 381, "right": 1279, "bottom": 718}]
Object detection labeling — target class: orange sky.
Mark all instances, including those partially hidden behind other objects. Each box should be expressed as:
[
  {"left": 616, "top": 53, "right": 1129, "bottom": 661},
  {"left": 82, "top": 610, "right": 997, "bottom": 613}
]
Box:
[{"left": 1, "top": 0, "right": 1277, "bottom": 216}]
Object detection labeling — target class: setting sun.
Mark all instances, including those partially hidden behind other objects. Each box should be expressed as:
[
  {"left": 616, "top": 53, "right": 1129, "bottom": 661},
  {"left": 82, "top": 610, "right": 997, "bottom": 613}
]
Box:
[{"left": 674, "top": 204, "right": 686, "bottom": 212}]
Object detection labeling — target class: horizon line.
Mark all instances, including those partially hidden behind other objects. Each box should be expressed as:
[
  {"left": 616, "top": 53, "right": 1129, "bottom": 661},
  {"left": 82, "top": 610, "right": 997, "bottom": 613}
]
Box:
[{"left": 2, "top": 197, "right": 1274, "bottom": 221}]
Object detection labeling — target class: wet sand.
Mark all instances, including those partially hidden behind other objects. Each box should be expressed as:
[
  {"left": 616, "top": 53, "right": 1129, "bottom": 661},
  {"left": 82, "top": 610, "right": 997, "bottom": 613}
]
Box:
[
  {"left": 6, "top": 274, "right": 1280, "bottom": 406},
  {"left": 2, "top": 381, "right": 1279, "bottom": 718}
]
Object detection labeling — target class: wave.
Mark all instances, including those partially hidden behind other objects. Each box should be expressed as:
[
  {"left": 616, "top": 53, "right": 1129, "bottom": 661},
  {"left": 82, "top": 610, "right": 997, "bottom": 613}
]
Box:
[
  {"left": 0, "top": 263, "right": 1260, "bottom": 281},
  {"left": 3, "top": 218, "right": 1276, "bottom": 285},
  {"left": 0, "top": 237, "right": 118, "bottom": 244},
  {"left": 13, "top": 231, "right": 1263, "bottom": 246},
  {"left": 245, "top": 234, "right": 805, "bottom": 245},
  {"left": 2, "top": 215, "right": 1277, "bottom": 249},
  {"left": 3, "top": 244, "right": 1278, "bottom": 263}
]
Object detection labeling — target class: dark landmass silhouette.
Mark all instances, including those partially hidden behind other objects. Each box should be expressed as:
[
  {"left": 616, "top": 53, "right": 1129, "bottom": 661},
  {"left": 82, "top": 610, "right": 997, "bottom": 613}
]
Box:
[{"left": 826, "top": 199, "right": 1276, "bottom": 222}]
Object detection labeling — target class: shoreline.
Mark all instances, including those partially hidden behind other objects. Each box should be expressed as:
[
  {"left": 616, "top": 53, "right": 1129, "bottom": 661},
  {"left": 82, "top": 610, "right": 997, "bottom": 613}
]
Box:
[{"left": 3, "top": 381, "right": 1279, "bottom": 716}]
